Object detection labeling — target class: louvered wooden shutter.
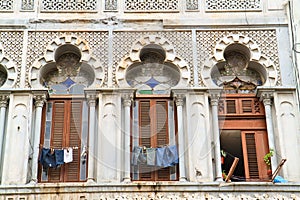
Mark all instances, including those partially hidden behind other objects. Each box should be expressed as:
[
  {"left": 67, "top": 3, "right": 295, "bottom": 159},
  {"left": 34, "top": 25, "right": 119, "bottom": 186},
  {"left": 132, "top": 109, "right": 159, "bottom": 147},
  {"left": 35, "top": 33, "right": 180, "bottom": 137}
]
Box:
[
  {"left": 139, "top": 100, "right": 153, "bottom": 180},
  {"left": 65, "top": 101, "right": 82, "bottom": 182},
  {"left": 226, "top": 100, "right": 236, "bottom": 114},
  {"left": 241, "top": 100, "right": 252, "bottom": 113},
  {"left": 242, "top": 131, "right": 269, "bottom": 180},
  {"left": 137, "top": 99, "right": 173, "bottom": 181},
  {"left": 40, "top": 99, "right": 84, "bottom": 182},
  {"left": 48, "top": 101, "right": 65, "bottom": 182}
]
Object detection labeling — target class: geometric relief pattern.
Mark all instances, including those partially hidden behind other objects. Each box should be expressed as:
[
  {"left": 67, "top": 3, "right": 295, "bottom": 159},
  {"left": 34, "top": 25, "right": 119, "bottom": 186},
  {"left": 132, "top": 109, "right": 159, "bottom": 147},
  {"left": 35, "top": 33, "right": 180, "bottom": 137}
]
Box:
[
  {"left": 113, "top": 31, "right": 193, "bottom": 86},
  {"left": 0, "top": 32, "right": 23, "bottom": 88},
  {"left": 22, "top": 0, "right": 34, "bottom": 10},
  {"left": 26, "top": 31, "right": 109, "bottom": 87},
  {"left": 196, "top": 30, "right": 280, "bottom": 86},
  {"left": 206, "top": 0, "right": 261, "bottom": 11},
  {"left": 125, "top": 0, "right": 178, "bottom": 12},
  {"left": 0, "top": 0, "right": 13, "bottom": 11},
  {"left": 105, "top": 0, "right": 118, "bottom": 10},
  {"left": 186, "top": 0, "right": 199, "bottom": 10},
  {"left": 41, "top": 0, "right": 97, "bottom": 11}
]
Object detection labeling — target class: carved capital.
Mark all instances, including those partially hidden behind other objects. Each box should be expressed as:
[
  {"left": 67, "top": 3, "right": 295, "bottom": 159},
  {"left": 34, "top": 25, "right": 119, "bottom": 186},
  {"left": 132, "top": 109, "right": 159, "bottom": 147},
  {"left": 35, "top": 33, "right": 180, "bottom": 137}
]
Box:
[
  {"left": 208, "top": 89, "right": 221, "bottom": 106},
  {"left": 122, "top": 93, "right": 133, "bottom": 107},
  {"left": 86, "top": 92, "right": 98, "bottom": 107},
  {"left": 258, "top": 90, "right": 274, "bottom": 106},
  {"left": 174, "top": 94, "right": 185, "bottom": 107},
  {"left": 0, "top": 94, "right": 9, "bottom": 108},
  {"left": 34, "top": 94, "right": 47, "bottom": 108}
]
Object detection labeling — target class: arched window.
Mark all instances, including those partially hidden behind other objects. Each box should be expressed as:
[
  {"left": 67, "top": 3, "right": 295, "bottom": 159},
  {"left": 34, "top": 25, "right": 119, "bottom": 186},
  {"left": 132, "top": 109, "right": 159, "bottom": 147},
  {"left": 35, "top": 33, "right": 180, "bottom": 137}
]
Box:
[
  {"left": 38, "top": 44, "right": 92, "bottom": 182},
  {"left": 127, "top": 44, "right": 180, "bottom": 181},
  {"left": 214, "top": 44, "right": 271, "bottom": 181}
]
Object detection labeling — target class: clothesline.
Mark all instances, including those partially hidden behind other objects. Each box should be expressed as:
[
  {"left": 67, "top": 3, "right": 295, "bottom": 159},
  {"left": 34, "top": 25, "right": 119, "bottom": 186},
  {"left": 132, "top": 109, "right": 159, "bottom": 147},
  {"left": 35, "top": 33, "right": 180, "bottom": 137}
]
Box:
[{"left": 39, "top": 144, "right": 79, "bottom": 150}]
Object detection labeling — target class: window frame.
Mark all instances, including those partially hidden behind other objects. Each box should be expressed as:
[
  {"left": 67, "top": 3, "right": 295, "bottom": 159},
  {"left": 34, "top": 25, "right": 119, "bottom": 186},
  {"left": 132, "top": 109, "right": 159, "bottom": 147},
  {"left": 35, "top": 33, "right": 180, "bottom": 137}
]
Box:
[{"left": 38, "top": 97, "right": 89, "bottom": 183}]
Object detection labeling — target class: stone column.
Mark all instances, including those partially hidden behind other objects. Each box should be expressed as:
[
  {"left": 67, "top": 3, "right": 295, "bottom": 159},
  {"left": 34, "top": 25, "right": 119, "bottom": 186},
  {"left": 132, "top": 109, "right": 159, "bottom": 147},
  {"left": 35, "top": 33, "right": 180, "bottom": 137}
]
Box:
[
  {"left": 260, "top": 91, "right": 278, "bottom": 173},
  {"left": 31, "top": 93, "right": 47, "bottom": 183},
  {"left": 86, "top": 92, "right": 97, "bottom": 183},
  {"left": 0, "top": 94, "right": 9, "bottom": 165},
  {"left": 174, "top": 93, "right": 187, "bottom": 182},
  {"left": 209, "top": 90, "right": 223, "bottom": 182},
  {"left": 122, "top": 93, "right": 133, "bottom": 182}
]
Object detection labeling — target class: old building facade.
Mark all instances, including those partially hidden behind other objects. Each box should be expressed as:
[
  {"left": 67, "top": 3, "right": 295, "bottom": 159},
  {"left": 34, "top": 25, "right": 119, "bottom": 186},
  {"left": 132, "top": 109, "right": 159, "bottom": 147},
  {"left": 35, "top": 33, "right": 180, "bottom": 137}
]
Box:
[{"left": 0, "top": 0, "right": 300, "bottom": 199}]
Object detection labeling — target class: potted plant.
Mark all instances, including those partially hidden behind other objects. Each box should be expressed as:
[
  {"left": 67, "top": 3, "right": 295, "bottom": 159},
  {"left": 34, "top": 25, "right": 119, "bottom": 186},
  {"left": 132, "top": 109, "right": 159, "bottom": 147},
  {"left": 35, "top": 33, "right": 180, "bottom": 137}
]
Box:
[
  {"left": 264, "top": 148, "right": 274, "bottom": 176},
  {"left": 221, "top": 150, "right": 227, "bottom": 164}
]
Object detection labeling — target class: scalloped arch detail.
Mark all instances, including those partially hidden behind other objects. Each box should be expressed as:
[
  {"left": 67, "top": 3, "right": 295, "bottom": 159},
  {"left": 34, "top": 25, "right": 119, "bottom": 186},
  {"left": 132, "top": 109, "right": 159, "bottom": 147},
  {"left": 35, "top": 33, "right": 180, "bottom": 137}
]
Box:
[
  {"left": 0, "top": 42, "right": 17, "bottom": 88},
  {"left": 29, "top": 34, "right": 104, "bottom": 88},
  {"left": 202, "top": 34, "right": 278, "bottom": 88},
  {"left": 116, "top": 35, "right": 190, "bottom": 88}
]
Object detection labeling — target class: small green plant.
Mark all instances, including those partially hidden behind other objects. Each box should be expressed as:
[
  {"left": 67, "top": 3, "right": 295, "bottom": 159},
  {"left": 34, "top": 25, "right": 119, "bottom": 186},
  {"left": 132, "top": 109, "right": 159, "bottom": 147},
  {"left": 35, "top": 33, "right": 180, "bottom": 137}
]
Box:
[{"left": 264, "top": 149, "right": 274, "bottom": 166}]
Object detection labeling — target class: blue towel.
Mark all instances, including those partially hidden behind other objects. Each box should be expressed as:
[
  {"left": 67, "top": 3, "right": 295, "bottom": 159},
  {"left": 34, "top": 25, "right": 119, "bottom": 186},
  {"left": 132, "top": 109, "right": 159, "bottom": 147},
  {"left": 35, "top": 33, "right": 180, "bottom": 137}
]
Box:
[{"left": 167, "top": 145, "right": 179, "bottom": 166}]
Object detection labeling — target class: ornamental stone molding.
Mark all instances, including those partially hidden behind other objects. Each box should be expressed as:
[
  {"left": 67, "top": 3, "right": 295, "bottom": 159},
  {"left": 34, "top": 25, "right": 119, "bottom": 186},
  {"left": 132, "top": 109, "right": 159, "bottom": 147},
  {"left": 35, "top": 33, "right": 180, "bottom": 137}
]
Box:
[
  {"left": 202, "top": 34, "right": 278, "bottom": 88},
  {"left": 0, "top": 43, "right": 17, "bottom": 88},
  {"left": 29, "top": 34, "right": 104, "bottom": 89},
  {"left": 116, "top": 35, "right": 190, "bottom": 88}
]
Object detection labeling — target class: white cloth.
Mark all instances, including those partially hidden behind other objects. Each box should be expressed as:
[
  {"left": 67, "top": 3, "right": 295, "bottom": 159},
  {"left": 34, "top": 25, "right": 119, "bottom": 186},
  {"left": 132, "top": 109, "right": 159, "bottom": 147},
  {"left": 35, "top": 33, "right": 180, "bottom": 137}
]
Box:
[{"left": 64, "top": 147, "right": 73, "bottom": 163}]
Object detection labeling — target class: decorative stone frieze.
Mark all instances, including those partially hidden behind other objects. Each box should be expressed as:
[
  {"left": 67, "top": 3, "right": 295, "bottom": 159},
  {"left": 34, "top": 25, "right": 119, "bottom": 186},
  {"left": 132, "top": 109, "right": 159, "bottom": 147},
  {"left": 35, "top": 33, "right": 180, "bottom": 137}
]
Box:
[
  {"left": 186, "top": 0, "right": 199, "bottom": 10},
  {"left": 0, "top": 0, "right": 13, "bottom": 11},
  {"left": 105, "top": 0, "right": 118, "bottom": 11},
  {"left": 206, "top": 0, "right": 261, "bottom": 11},
  {"left": 21, "top": 0, "right": 34, "bottom": 10},
  {"left": 41, "top": 0, "right": 97, "bottom": 11},
  {"left": 124, "top": 0, "right": 178, "bottom": 12}
]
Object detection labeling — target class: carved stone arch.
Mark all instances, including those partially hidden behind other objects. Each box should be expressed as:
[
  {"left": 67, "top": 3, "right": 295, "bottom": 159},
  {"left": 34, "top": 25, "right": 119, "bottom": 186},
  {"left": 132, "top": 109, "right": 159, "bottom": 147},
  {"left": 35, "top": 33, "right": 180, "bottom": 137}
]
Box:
[
  {"left": 202, "top": 34, "right": 278, "bottom": 88},
  {"left": 30, "top": 34, "right": 104, "bottom": 88},
  {"left": 0, "top": 43, "right": 17, "bottom": 88},
  {"left": 116, "top": 35, "right": 190, "bottom": 88}
]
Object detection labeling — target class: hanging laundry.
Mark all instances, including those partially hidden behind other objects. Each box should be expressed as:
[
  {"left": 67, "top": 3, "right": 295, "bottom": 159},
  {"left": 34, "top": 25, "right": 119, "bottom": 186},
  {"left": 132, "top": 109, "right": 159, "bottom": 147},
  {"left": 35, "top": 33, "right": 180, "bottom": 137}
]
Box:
[
  {"left": 156, "top": 147, "right": 166, "bottom": 167},
  {"left": 64, "top": 147, "right": 73, "bottom": 163},
  {"left": 131, "top": 146, "right": 146, "bottom": 165},
  {"left": 146, "top": 148, "right": 156, "bottom": 166},
  {"left": 55, "top": 149, "right": 64, "bottom": 166},
  {"left": 156, "top": 145, "right": 179, "bottom": 167},
  {"left": 166, "top": 145, "right": 179, "bottom": 166},
  {"left": 39, "top": 148, "right": 56, "bottom": 169}
]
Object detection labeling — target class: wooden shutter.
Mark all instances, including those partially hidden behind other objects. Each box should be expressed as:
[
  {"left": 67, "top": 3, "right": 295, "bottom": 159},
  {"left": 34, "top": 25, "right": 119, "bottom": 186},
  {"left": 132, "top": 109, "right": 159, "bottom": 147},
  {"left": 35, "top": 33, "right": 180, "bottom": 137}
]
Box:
[
  {"left": 226, "top": 100, "right": 236, "bottom": 114},
  {"left": 39, "top": 99, "right": 84, "bottom": 182},
  {"left": 65, "top": 101, "right": 82, "bottom": 182},
  {"left": 136, "top": 99, "right": 173, "bottom": 181},
  {"left": 48, "top": 101, "right": 65, "bottom": 182},
  {"left": 241, "top": 100, "right": 252, "bottom": 113},
  {"left": 242, "top": 131, "right": 269, "bottom": 180}
]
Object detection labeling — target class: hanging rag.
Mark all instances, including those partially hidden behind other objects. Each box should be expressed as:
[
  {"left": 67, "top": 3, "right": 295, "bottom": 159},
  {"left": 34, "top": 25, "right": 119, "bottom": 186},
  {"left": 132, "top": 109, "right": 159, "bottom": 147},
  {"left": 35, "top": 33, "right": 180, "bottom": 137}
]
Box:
[
  {"left": 131, "top": 146, "right": 146, "bottom": 165},
  {"left": 146, "top": 148, "right": 156, "bottom": 166},
  {"left": 64, "top": 147, "right": 73, "bottom": 163},
  {"left": 156, "top": 146, "right": 166, "bottom": 167},
  {"left": 166, "top": 145, "right": 179, "bottom": 166},
  {"left": 55, "top": 149, "right": 64, "bottom": 166},
  {"left": 39, "top": 148, "right": 56, "bottom": 169}
]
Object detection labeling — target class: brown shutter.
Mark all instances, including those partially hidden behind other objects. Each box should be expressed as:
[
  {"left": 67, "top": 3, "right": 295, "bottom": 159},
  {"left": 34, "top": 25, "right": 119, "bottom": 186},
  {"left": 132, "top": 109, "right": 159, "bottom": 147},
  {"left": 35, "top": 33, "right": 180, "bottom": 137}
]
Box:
[
  {"left": 242, "top": 131, "right": 269, "bottom": 180},
  {"left": 48, "top": 101, "right": 65, "bottom": 182},
  {"left": 241, "top": 100, "right": 252, "bottom": 113},
  {"left": 65, "top": 101, "right": 82, "bottom": 182},
  {"left": 136, "top": 99, "right": 174, "bottom": 181},
  {"left": 226, "top": 100, "right": 236, "bottom": 114},
  {"left": 139, "top": 100, "right": 153, "bottom": 180}
]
